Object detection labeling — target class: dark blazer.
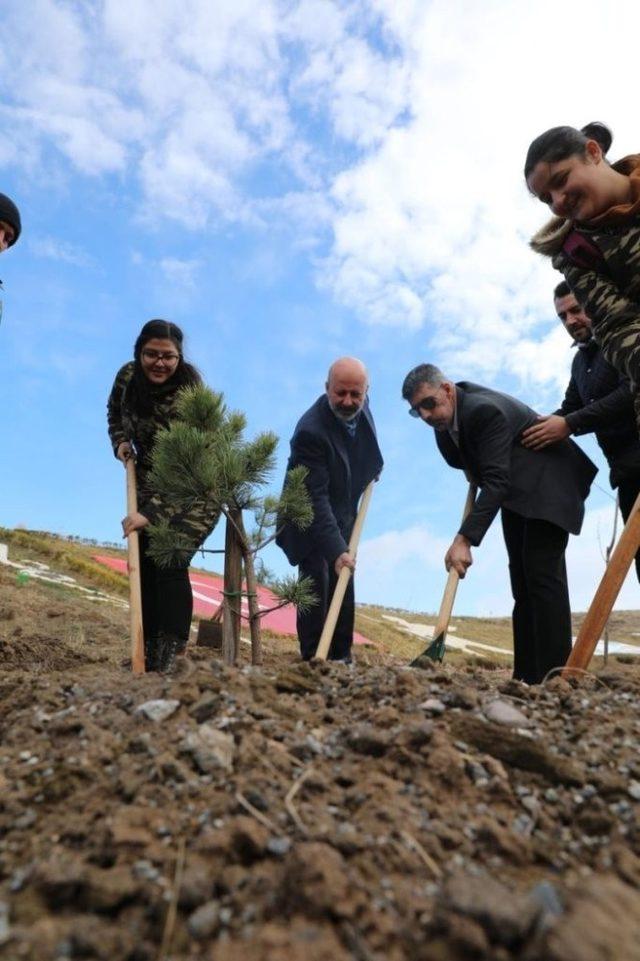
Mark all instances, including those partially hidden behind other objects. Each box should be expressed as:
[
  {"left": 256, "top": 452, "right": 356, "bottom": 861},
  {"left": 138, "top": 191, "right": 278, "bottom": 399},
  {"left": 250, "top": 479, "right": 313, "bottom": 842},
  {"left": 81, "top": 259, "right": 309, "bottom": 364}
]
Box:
[
  {"left": 276, "top": 394, "right": 383, "bottom": 565},
  {"left": 555, "top": 340, "right": 640, "bottom": 487},
  {"left": 435, "top": 382, "right": 597, "bottom": 546}
]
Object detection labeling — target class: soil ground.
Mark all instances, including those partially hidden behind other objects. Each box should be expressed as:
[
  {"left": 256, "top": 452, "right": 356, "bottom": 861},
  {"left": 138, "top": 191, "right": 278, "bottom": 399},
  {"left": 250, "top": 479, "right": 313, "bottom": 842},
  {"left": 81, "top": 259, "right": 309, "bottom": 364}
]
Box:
[{"left": 1, "top": 530, "right": 640, "bottom": 961}]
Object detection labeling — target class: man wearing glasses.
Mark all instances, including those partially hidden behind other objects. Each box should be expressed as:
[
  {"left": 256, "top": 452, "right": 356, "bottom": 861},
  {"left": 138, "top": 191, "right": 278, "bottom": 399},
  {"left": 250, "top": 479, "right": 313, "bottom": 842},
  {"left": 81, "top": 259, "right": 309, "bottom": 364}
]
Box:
[
  {"left": 277, "top": 357, "right": 383, "bottom": 662},
  {"left": 401, "top": 364, "right": 597, "bottom": 684}
]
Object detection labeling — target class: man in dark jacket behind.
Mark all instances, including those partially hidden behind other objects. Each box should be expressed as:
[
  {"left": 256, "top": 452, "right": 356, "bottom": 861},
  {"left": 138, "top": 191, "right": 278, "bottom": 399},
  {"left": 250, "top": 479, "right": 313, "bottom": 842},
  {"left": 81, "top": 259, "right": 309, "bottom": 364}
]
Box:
[
  {"left": 277, "top": 357, "right": 383, "bottom": 662},
  {"left": 402, "top": 364, "right": 597, "bottom": 684},
  {"left": 522, "top": 281, "right": 640, "bottom": 581}
]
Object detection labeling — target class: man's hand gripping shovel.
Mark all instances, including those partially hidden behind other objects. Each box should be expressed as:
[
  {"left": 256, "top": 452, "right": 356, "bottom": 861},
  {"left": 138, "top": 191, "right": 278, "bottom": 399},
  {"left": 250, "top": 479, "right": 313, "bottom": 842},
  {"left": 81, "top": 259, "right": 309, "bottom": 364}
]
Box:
[
  {"left": 410, "top": 483, "right": 476, "bottom": 666},
  {"left": 314, "top": 481, "right": 375, "bottom": 661}
]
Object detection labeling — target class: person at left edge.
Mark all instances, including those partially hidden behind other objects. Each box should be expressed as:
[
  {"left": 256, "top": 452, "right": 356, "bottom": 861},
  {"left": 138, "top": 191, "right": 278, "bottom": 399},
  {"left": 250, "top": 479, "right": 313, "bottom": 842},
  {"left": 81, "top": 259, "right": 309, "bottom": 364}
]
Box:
[
  {"left": 107, "top": 320, "right": 219, "bottom": 672},
  {"left": 276, "top": 357, "right": 383, "bottom": 663},
  {"left": 0, "top": 192, "right": 21, "bottom": 254},
  {"left": 402, "top": 364, "right": 597, "bottom": 685},
  {"left": 0, "top": 192, "right": 21, "bottom": 324}
]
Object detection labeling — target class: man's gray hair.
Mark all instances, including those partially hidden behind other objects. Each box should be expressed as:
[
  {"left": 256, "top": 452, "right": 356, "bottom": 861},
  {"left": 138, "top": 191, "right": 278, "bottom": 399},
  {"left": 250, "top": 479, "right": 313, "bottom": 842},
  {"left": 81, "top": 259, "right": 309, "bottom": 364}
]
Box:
[{"left": 401, "top": 364, "right": 445, "bottom": 400}]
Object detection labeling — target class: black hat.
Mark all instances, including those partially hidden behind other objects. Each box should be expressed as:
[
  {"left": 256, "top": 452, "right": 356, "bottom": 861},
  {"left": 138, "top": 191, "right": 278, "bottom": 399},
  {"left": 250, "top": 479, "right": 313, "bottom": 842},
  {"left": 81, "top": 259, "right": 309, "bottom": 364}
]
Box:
[{"left": 0, "top": 193, "right": 21, "bottom": 245}]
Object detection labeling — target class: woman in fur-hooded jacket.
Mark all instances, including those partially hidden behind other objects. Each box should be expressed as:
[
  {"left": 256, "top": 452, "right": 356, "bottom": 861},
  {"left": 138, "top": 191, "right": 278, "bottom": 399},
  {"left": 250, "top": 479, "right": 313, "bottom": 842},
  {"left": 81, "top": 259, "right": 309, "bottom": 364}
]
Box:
[{"left": 525, "top": 121, "right": 640, "bottom": 426}]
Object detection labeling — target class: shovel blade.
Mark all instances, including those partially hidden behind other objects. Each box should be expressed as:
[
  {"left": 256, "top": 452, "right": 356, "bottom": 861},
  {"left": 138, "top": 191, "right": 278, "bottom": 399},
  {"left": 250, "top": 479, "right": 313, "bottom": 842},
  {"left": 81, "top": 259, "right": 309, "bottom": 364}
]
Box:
[
  {"left": 196, "top": 620, "right": 223, "bottom": 651},
  {"left": 409, "top": 630, "right": 446, "bottom": 667}
]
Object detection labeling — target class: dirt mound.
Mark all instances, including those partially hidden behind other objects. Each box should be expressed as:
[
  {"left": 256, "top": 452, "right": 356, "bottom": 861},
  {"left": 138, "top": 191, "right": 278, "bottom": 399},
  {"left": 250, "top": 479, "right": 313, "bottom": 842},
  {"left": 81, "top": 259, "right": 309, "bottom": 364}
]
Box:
[
  {"left": 1, "top": 652, "right": 640, "bottom": 960},
  {"left": 0, "top": 632, "right": 101, "bottom": 673},
  {"left": 2, "top": 543, "right": 640, "bottom": 960}
]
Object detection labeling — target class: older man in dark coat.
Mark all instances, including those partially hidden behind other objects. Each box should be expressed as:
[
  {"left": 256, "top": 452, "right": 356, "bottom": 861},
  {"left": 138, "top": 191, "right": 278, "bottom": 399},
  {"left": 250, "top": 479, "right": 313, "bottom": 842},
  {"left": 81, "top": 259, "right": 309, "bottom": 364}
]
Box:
[
  {"left": 402, "top": 364, "right": 597, "bottom": 684},
  {"left": 277, "top": 357, "right": 383, "bottom": 661}
]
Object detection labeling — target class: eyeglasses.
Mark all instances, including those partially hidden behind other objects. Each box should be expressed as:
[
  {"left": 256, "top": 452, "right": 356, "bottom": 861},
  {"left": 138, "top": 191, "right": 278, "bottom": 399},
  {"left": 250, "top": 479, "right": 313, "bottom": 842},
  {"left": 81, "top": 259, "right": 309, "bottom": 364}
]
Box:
[
  {"left": 408, "top": 394, "right": 440, "bottom": 417},
  {"left": 141, "top": 349, "right": 180, "bottom": 364}
]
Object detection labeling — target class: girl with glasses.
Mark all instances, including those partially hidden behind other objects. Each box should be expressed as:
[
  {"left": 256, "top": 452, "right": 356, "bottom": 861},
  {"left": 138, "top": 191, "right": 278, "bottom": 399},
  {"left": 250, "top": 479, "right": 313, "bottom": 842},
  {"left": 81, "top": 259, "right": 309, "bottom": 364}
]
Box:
[{"left": 107, "top": 319, "right": 210, "bottom": 672}]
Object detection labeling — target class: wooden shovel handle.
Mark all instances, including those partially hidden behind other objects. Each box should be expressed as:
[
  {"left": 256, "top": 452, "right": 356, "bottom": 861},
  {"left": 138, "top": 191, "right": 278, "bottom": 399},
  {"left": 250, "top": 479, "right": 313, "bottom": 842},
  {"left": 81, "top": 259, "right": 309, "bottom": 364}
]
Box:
[
  {"left": 126, "top": 458, "right": 146, "bottom": 675},
  {"left": 432, "top": 483, "right": 477, "bottom": 637},
  {"left": 315, "top": 481, "right": 376, "bottom": 661},
  {"left": 563, "top": 490, "right": 640, "bottom": 676}
]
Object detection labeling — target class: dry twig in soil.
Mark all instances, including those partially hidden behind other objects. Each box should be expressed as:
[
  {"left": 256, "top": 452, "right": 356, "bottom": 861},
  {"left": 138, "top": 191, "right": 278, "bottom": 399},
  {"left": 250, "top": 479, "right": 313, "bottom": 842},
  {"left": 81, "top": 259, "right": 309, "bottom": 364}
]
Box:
[{"left": 285, "top": 766, "right": 314, "bottom": 833}]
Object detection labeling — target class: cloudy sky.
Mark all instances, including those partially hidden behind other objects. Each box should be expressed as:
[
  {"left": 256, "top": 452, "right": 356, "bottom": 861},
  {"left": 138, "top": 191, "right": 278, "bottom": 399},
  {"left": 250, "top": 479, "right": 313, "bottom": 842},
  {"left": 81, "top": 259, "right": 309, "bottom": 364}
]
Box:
[{"left": 1, "top": 0, "right": 638, "bottom": 617}]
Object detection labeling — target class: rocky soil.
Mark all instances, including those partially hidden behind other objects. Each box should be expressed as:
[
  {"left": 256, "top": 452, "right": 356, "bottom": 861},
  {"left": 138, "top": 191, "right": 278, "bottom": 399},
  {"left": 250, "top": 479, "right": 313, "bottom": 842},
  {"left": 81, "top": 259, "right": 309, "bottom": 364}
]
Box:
[{"left": 1, "top": 564, "right": 640, "bottom": 960}]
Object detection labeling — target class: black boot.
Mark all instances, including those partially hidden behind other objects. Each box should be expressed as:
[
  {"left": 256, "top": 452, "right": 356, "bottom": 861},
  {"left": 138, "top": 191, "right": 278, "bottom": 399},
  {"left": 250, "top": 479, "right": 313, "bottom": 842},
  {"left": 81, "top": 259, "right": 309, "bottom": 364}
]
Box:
[
  {"left": 145, "top": 637, "right": 162, "bottom": 673},
  {"left": 157, "top": 633, "right": 180, "bottom": 673}
]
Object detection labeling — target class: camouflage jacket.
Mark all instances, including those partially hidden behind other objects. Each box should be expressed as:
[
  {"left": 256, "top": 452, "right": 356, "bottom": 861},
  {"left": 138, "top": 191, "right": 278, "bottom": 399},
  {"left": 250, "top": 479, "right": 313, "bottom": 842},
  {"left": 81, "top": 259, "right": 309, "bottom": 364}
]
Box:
[
  {"left": 107, "top": 362, "right": 218, "bottom": 553},
  {"left": 530, "top": 155, "right": 640, "bottom": 416}
]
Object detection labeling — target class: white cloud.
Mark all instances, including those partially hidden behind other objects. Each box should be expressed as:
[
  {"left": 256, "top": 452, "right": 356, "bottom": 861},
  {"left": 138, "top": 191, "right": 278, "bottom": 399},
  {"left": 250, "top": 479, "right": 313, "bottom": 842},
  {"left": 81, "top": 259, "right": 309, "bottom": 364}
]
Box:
[
  {"left": 159, "top": 257, "right": 201, "bottom": 288},
  {"left": 30, "top": 237, "right": 95, "bottom": 268},
  {"left": 318, "top": 0, "right": 640, "bottom": 387},
  {"left": 3, "top": 0, "right": 639, "bottom": 394}
]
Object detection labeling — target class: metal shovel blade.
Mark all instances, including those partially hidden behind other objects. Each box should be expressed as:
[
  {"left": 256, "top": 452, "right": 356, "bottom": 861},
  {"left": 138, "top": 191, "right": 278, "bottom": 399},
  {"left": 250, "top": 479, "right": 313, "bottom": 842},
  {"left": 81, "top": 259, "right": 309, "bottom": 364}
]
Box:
[
  {"left": 409, "top": 630, "right": 446, "bottom": 667},
  {"left": 196, "top": 619, "right": 223, "bottom": 650}
]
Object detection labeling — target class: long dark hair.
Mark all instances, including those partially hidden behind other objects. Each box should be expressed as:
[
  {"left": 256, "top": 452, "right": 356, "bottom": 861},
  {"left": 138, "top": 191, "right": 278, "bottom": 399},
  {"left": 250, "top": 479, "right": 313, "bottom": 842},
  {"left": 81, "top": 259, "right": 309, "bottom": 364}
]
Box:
[
  {"left": 126, "top": 319, "right": 201, "bottom": 414},
  {"left": 524, "top": 122, "right": 612, "bottom": 185}
]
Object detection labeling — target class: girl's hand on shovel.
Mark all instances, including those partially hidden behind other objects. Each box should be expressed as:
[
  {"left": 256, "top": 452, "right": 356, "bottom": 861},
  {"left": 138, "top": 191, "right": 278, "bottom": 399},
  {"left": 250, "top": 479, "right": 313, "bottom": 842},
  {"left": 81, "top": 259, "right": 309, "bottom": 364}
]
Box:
[
  {"left": 445, "top": 534, "right": 473, "bottom": 578},
  {"left": 117, "top": 441, "right": 134, "bottom": 465},
  {"left": 122, "top": 512, "right": 150, "bottom": 537}
]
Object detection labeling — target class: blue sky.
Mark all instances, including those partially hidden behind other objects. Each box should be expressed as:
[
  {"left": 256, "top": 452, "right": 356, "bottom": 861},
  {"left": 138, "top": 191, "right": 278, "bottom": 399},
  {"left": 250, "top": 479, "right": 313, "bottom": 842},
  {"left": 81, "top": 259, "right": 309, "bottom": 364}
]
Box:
[{"left": 1, "top": 0, "right": 638, "bottom": 615}]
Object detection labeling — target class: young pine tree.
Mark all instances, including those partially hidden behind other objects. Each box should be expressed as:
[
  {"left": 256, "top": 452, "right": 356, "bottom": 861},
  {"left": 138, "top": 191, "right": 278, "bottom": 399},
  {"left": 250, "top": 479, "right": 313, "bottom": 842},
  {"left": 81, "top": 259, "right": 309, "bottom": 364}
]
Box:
[{"left": 145, "top": 384, "right": 316, "bottom": 663}]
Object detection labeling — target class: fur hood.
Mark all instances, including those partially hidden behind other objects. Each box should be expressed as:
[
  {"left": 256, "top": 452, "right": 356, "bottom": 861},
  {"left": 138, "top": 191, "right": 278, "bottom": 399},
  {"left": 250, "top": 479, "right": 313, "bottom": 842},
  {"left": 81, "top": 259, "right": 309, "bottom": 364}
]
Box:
[{"left": 529, "top": 216, "right": 572, "bottom": 258}]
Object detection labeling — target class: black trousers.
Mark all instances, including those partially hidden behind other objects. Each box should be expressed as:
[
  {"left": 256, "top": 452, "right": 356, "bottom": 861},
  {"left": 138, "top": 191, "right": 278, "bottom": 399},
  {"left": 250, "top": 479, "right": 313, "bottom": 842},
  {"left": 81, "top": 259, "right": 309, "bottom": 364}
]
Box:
[
  {"left": 139, "top": 533, "right": 193, "bottom": 654},
  {"left": 501, "top": 509, "right": 571, "bottom": 685},
  {"left": 297, "top": 553, "right": 354, "bottom": 661},
  {"left": 617, "top": 477, "right": 640, "bottom": 583}
]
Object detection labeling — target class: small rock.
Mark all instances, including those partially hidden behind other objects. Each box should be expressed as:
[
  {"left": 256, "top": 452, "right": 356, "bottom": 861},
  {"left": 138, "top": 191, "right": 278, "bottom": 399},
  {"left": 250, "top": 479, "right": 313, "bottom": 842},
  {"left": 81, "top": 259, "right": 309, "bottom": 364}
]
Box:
[
  {"left": 439, "top": 873, "right": 539, "bottom": 946},
  {"left": 180, "top": 724, "right": 235, "bottom": 774},
  {"left": 0, "top": 901, "right": 9, "bottom": 945},
  {"left": 345, "top": 725, "right": 390, "bottom": 757},
  {"left": 267, "top": 836, "right": 291, "bottom": 858},
  {"left": 403, "top": 720, "right": 434, "bottom": 749},
  {"left": 189, "top": 691, "right": 220, "bottom": 724},
  {"left": 447, "top": 686, "right": 480, "bottom": 709},
  {"left": 420, "top": 698, "right": 446, "bottom": 715},
  {"left": 466, "top": 760, "right": 489, "bottom": 786},
  {"left": 529, "top": 880, "right": 564, "bottom": 935},
  {"left": 187, "top": 900, "right": 221, "bottom": 940},
  {"left": 178, "top": 863, "right": 213, "bottom": 909},
  {"left": 135, "top": 699, "right": 180, "bottom": 723},
  {"left": 230, "top": 817, "right": 269, "bottom": 863},
  {"left": 628, "top": 780, "right": 640, "bottom": 801},
  {"left": 133, "top": 860, "right": 161, "bottom": 882},
  {"left": 521, "top": 795, "right": 540, "bottom": 816},
  {"left": 483, "top": 699, "right": 530, "bottom": 727}
]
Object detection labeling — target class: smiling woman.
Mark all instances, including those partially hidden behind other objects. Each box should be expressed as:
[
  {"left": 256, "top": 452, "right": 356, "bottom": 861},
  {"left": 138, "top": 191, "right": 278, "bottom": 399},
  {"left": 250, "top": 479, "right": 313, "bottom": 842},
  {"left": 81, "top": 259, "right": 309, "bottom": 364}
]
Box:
[
  {"left": 107, "top": 319, "right": 212, "bottom": 673},
  {"left": 526, "top": 122, "right": 640, "bottom": 430}
]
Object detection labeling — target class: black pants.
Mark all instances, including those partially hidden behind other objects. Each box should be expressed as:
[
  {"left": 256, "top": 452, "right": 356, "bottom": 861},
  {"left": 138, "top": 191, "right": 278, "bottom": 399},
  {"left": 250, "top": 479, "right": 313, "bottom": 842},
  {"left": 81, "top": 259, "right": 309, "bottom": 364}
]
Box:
[
  {"left": 139, "top": 533, "right": 193, "bottom": 654},
  {"left": 617, "top": 477, "right": 640, "bottom": 583},
  {"left": 297, "top": 553, "right": 354, "bottom": 661},
  {"left": 501, "top": 509, "right": 571, "bottom": 685}
]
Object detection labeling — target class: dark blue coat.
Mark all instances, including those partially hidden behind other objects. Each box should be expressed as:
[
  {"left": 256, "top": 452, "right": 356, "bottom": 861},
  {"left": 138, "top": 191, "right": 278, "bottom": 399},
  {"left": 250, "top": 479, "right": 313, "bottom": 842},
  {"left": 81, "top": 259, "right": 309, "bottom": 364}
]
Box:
[
  {"left": 276, "top": 394, "right": 383, "bottom": 566},
  {"left": 435, "top": 383, "right": 597, "bottom": 546},
  {"left": 555, "top": 339, "right": 640, "bottom": 488}
]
